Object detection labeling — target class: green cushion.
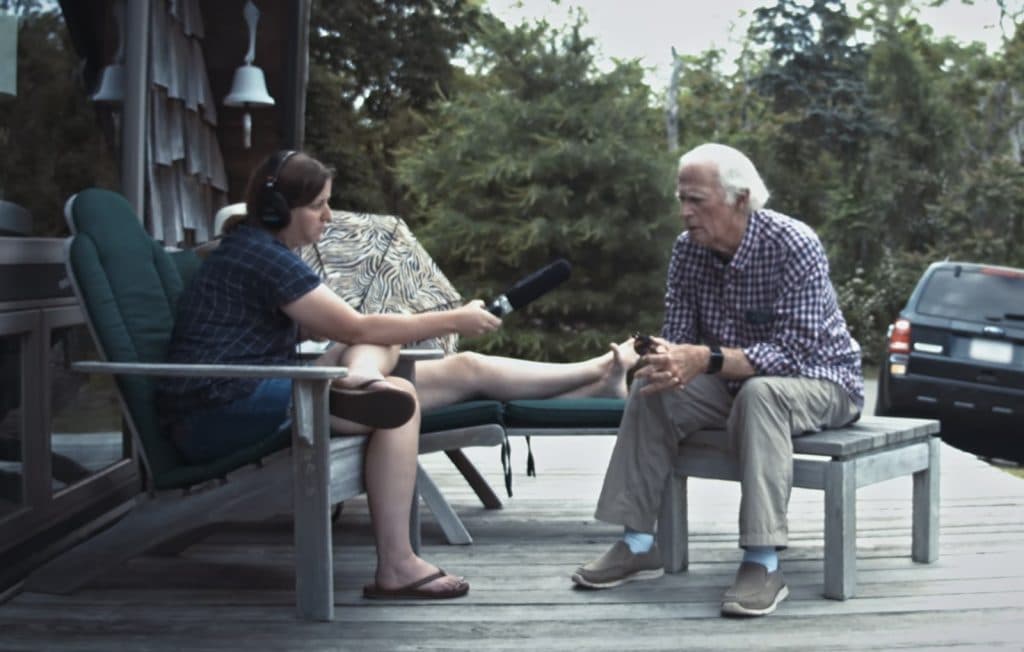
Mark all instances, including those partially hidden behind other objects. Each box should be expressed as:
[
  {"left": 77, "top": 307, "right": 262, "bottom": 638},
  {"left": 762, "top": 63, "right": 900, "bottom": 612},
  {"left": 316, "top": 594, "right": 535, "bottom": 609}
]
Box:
[
  {"left": 503, "top": 398, "right": 626, "bottom": 429},
  {"left": 155, "top": 424, "right": 291, "bottom": 489},
  {"left": 68, "top": 189, "right": 286, "bottom": 490},
  {"left": 68, "top": 190, "right": 188, "bottom": 483},
  {"left": 422, "top": 400, "right": 504, "bottom": 433},
  {"left": 168, "top": 249, "right": 202, "bottom": 288}
]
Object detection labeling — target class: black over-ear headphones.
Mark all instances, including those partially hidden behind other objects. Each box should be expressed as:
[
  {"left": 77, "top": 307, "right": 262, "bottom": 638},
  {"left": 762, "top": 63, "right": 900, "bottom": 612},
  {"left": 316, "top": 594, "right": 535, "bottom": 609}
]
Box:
[{"left": 260, "top": 149, "right": 298, "bottom": 228}]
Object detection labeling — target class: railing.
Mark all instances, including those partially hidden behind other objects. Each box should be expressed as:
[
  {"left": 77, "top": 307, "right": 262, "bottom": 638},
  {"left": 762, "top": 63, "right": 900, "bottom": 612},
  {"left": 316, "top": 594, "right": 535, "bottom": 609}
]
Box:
[{"left": 0, "top": 237, "right": 139, "bottom": 590}]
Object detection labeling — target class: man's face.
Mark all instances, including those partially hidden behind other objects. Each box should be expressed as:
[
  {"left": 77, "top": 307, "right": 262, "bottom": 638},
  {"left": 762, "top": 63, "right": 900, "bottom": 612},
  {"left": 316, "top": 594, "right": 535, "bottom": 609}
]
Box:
[{"left": 676, "top": 162, "right": 748, "bottom": 256}]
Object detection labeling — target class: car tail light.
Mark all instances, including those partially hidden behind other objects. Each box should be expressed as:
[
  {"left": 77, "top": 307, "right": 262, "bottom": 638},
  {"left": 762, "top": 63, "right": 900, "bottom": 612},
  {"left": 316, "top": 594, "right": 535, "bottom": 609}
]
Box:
[
  {"left": 980, "top": 265, "right": 1024, "bottom": 279},
  {"left": 887, "top": 319, "right": 911, "bottom": 377},
  {"left": 888, "top": 319, "right": 911, "bottom": 353}
]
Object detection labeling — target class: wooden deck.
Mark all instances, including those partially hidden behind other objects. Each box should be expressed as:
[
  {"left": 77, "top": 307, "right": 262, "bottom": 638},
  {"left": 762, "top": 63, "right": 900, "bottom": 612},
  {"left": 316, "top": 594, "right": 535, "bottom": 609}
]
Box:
[
  {"left": 3, "top": 403, "right": 1024, "bottom": 649},
  {"left": 3, "top": 439, "right": 1023, "bottom": 650}
]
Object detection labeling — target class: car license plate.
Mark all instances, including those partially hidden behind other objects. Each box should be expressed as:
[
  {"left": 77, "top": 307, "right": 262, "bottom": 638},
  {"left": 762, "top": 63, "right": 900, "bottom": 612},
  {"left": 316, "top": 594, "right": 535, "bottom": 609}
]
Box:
[{"left": 968, "top": 338, "right": 1013, "bottom": 364}]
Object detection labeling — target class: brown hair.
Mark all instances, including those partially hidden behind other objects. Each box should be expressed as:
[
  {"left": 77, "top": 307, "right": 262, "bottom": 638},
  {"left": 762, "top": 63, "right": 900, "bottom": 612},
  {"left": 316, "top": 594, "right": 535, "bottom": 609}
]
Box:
[{"left": 243, "top": 151, "right": 334, "bottom": 230}]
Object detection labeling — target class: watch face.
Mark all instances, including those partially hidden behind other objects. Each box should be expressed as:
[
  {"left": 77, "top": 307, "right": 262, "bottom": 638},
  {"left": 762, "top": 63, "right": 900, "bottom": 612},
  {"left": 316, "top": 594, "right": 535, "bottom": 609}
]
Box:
[{"left": 706, "top": 346, "right": 724, "bottom": 374}]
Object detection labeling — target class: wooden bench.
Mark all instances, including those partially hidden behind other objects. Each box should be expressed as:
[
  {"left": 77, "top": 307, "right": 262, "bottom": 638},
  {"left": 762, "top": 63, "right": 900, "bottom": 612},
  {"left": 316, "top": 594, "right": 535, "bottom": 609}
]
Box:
[
  {"left": 437, "top": 401, "right": 940, "bottom": 600},
  {"left": 657, "top": 415, "right": 941, "bottom": 599}
]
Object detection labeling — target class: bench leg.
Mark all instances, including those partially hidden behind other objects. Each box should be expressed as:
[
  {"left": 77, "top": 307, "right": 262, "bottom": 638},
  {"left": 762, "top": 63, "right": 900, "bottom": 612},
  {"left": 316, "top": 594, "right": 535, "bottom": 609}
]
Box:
[
  {"left": 823, "top": 458, "right": 857, "bottom": 600},
  {"left": 416, "top": 464, "right": 473, "bottom": 545},
  {"left": 658, "top": 473, "right": 689, "bottom": 573},
  {"left": 911, "top": 437, "right": 940, "bottom": 563}
]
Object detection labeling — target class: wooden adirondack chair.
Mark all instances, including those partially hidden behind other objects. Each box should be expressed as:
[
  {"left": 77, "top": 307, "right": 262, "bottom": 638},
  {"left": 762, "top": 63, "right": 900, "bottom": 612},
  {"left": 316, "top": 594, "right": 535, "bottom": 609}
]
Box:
[{"left": 22, "top": 188, "right": 440, "bottom": 621}]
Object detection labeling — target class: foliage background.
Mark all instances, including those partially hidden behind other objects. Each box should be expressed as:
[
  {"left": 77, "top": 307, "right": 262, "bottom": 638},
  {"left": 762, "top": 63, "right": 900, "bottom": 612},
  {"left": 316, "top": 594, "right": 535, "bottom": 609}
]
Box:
[
  {"left": 4, "top": 0, "right": 1023, "bottom": 365},
  {"left": 0, "top": 0, "right": 118, "bottom": 236},
  {"left": 305, "top": 0, "right": 1024, "bottom": 364}
]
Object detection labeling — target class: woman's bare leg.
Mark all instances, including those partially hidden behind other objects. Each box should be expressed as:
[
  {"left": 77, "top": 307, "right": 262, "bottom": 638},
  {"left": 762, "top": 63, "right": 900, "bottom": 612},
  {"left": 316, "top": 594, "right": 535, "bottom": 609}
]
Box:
[
  {"left": 357, "top": 376, "right": 466, "bottom": 593},
  {"left": 315, "top": 343, "right": 400, "bottom": 384},
  {"left": 415, "top": 339, "right": 637, "bottom": 411}
]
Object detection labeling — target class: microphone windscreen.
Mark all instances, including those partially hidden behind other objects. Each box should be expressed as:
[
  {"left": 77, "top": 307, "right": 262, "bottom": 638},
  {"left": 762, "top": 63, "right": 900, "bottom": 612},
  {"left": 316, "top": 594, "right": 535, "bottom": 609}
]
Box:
[{"left": 504, "top": 258, "right": 572, "bottom": 311}]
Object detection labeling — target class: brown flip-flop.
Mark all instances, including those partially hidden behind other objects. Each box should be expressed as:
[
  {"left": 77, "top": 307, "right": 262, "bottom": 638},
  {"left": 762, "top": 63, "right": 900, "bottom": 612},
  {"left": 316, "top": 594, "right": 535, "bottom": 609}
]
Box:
[
  {"left": 329, "top": 379, "right": 416, "bottom": 429},
  {"left": 362, "top": 569, "right": 469, "bottom": 600}
]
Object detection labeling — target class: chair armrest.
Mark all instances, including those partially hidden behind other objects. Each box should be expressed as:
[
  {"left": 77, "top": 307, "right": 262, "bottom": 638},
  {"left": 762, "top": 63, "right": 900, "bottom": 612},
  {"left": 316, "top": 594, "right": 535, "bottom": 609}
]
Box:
[
  {"left": 394, "top": 347, "right": 444, "bottom": 382},
  {"left": 399, "top": 348, "right": 444, "bottom": 361},
  {"left": 72, "top": 350, "right": 443, "bottom": 382},
  {"left": 72, "top": 360, "right": 347, "bottom": 380}
]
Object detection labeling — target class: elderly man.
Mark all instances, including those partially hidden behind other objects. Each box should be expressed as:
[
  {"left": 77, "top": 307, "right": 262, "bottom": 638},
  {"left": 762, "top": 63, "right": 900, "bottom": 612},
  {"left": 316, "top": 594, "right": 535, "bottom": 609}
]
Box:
[{"left": 572, "top": 143, "right": 864, "bottom": 617}]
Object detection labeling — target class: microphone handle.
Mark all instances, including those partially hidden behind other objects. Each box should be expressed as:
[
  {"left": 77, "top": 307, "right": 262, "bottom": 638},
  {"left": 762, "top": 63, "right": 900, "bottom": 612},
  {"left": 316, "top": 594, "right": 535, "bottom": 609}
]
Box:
[{"left": 487, "top": 294, "right": 513, "bottom": 317}]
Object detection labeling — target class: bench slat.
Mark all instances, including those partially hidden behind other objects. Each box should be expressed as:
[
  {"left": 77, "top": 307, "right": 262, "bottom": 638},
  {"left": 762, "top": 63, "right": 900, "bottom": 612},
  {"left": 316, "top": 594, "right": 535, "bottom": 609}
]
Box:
[{"left": 792, "top": 416, "right": 939, "bottom": 457}]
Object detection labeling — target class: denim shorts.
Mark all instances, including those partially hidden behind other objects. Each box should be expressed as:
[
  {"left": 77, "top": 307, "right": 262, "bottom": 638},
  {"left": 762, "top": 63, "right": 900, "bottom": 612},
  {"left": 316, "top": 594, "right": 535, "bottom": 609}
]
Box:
[{"left": 173, "top": 378, "right": 293, "bottom": 464}]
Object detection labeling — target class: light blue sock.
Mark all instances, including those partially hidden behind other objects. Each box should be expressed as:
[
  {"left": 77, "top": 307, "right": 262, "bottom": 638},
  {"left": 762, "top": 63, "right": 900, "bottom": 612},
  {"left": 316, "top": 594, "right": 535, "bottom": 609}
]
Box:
[
  {"left": 623, "top": 527, "right": 654, "bottom": 554},
  {"left": 742, "top": 546, "right": 779, "bottom": 572}
]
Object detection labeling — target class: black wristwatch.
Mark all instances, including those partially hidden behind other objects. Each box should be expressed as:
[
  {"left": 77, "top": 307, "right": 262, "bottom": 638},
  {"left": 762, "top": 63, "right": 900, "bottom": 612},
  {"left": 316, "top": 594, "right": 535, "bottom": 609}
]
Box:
[{"left": 705, "top": 344, "right": 724, "bottom": 374}]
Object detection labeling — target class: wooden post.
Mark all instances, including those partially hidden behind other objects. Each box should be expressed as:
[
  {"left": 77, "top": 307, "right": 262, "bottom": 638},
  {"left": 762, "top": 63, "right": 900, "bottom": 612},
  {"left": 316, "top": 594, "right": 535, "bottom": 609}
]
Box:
[
  {"left": 121, "top": 0, "right": 150, "bottom": 219},
  {"left": 291, "top": 378, "right": 333, "bottom": 621}
]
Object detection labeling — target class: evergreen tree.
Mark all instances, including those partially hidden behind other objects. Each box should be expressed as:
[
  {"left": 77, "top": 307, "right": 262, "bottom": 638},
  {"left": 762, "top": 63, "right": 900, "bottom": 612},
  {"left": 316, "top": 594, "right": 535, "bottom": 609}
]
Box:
[
  {"left": 746, "top": 0, "right": 876, "bottom": 239},
  {"left": 305, "top": 0, "right": 480, "bottom": 215},
  {"left": 397, "top": 15, "right": 677, "bottom": 361},
  {"left": 0, "top": 6, "right": 117, "bottom": 236}
]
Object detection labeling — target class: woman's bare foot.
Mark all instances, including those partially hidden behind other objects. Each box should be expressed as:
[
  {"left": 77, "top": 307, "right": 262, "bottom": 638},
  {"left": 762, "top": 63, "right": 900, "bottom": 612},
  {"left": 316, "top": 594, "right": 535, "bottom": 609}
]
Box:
[
  {"left": 594, "top": 339, "right": 637, "bottom": 398},
  {"left": 617, "top": 336, "right": 640, "bottom": 369}
]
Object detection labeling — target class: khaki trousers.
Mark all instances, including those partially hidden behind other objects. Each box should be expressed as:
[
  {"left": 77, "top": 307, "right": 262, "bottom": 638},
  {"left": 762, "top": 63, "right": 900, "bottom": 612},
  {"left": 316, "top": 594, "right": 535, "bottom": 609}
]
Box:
[{"left": 594, "top": 375, "right": 859, "bottom": 548}]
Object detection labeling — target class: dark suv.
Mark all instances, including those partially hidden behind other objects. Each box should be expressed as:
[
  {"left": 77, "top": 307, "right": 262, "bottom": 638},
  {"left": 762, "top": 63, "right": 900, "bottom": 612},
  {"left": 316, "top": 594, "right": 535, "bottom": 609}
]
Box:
[{"left": 875, "top": 261, "right": 1024, "bottom": 462}]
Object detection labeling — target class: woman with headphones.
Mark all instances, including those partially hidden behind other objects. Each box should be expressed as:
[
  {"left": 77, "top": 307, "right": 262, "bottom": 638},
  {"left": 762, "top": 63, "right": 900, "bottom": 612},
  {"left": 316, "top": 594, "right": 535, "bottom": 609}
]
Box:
[{"left": 159, "top": 150, "right": 499, "bottom": 600}]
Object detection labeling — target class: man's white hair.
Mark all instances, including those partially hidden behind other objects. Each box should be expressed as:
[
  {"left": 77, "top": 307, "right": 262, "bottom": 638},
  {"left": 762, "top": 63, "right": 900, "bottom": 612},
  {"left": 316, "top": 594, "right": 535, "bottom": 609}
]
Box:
[{"left": 678, "top": 143, "right": 770, "bottom": 213}]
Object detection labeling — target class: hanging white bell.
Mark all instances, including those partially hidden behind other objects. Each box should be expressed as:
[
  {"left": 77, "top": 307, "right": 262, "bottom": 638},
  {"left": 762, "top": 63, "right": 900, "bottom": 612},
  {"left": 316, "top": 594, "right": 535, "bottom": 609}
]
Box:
[
  {"left": 224, "top": 64, "right": 275, "bottom": 107},
  {"left": 223, "top": 1, "right": 275, "bottom": 148},
  {"left": 91, "top": 62, "right": 125, "bottom": 104}
]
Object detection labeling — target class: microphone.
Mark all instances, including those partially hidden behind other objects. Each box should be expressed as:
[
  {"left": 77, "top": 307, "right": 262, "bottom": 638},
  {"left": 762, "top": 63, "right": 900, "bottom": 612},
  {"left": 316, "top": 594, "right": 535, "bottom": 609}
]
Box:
[{"left": 487, "top": 259, "right": 572, "bottom": 317}]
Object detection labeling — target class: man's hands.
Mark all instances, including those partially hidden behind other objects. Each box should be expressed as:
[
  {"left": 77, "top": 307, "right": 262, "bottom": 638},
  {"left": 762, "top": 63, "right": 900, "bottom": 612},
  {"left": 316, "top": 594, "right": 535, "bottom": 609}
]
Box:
[
  {"left": 632, "top": 337, "right": 709, "bottom": 395},
  {"left": 452, "top": 300, "right": 502, "bottom": 337}
]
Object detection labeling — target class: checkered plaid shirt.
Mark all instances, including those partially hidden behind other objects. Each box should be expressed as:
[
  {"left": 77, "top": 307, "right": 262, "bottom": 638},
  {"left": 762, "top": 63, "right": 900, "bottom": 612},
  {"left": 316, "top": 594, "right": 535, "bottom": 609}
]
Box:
[
  {"left": 662, "top": 209, "right": 864, "bottom": 406},
  {"left": 160, "top": 225, "right": 321, "bottom": 421}
]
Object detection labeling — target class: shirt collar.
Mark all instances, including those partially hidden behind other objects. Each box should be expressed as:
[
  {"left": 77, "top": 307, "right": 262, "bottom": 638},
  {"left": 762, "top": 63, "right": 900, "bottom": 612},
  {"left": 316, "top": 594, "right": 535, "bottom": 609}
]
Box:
[
  {"left": 233, "top": 223, "right": 289, "bottom": 250},
  {"left": 728, "top": 210, "right": 764, "bottom": 270}
]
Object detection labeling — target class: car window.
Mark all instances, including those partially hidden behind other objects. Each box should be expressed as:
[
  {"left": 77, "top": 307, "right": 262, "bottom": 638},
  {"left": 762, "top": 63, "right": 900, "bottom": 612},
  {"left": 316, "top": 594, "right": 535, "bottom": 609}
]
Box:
[{"left": 916, "top": 267, "right": 1024, "bottom": 320}]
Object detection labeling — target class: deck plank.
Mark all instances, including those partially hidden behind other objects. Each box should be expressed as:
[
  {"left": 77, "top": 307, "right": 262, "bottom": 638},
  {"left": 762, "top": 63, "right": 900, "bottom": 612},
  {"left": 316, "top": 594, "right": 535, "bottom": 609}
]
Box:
[{"left": 2, "top": 435, "right": 1023, "bottom": 651}]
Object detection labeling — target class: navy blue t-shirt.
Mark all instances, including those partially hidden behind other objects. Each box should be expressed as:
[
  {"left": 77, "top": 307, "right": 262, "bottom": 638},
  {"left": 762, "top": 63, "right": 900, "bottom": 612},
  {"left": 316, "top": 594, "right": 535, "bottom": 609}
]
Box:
[{"left": 159, "top": 224, "right": 321, "bottom": 424}]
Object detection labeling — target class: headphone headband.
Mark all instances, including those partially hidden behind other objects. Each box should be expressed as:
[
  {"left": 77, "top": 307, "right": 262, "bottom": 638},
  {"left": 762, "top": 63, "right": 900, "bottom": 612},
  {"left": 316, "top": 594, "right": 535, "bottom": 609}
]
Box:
[
  {"left": 259, "top": 150, "right": 298, "bottom": 228},
  {"left": 265, "top": 149, "right": 298, "bottom": 190}
]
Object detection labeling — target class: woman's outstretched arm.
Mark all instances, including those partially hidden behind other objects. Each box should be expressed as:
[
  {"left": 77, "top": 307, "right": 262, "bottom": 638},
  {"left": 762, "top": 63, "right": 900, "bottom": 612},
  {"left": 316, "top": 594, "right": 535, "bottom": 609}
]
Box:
[{"left": 283, "top": 284, "right": 500, "bottom": 345}]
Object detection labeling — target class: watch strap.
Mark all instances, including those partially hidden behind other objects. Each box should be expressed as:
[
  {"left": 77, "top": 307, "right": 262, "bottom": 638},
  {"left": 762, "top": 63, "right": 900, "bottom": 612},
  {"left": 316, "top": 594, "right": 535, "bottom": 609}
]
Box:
[{"left": 705, "top": 344, "right": 724, "bottom": 374}]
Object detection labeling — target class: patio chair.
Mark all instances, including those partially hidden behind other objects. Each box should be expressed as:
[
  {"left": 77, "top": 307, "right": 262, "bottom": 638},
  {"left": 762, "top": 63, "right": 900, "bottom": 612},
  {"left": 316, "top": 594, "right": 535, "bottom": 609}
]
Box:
[
  {"left": 193, "top": 203, "right": 508, "bottom": 549},
  {"left": 21, "top": 188, "right": 439, "bottom": 621}
]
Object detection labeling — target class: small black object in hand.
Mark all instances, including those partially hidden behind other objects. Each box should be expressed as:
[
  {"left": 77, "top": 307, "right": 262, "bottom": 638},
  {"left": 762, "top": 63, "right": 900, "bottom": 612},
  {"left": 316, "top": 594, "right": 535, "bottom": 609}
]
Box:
[{"left": 633, "top": 333, "right": 656, "bottom": 356}]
